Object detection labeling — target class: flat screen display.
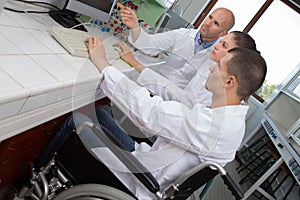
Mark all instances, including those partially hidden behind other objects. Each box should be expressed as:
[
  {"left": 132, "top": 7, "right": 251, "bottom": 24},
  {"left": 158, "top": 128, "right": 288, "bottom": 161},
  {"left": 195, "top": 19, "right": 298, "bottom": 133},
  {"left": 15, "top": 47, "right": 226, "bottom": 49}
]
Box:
[
  {"left": 77, "top": 0, "right": 114, "bottom": 13},
  {"left": 265, "top": 92, "right": 300, "bottom": 135},
  {"left": 67, "top": 0, "right": 116, "bottom": 22}
]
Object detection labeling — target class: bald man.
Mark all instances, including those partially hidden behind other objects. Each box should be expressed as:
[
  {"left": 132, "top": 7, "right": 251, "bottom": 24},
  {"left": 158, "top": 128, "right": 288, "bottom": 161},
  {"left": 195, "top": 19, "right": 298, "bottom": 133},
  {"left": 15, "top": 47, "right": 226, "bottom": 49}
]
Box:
[{"left": 118, "top": 3, "right": 235, "bottom": 88}]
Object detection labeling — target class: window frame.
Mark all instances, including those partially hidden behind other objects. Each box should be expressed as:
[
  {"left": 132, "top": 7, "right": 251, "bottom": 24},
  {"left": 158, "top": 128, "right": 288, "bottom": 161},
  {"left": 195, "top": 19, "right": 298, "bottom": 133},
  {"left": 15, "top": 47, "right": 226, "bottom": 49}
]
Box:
[{"left": 193, "top": 0, "right": 300, "bottom": 102}]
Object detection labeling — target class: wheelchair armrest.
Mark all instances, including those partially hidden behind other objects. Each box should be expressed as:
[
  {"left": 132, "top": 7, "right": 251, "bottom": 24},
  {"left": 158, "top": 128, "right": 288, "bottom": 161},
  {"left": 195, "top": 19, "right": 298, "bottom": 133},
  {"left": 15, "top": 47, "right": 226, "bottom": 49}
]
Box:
[
  {"left": 77, "top": 122, "right": 160, "bottom": 195},
  {"left": 221, "top": 173, "right": 244, "bottom": 200},
  {"left": 170, "top": 161, "right": 224, "bottom": 187},
  {"left": 166, "top": 161, "right": 244, "bottom": 200}
]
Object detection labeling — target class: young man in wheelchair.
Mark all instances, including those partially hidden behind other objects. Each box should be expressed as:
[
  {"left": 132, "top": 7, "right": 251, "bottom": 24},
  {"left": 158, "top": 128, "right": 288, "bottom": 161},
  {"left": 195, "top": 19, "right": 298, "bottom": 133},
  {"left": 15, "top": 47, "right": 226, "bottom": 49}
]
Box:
[{"left": 31, "top": 36, "right": 266, "bottom": 199}]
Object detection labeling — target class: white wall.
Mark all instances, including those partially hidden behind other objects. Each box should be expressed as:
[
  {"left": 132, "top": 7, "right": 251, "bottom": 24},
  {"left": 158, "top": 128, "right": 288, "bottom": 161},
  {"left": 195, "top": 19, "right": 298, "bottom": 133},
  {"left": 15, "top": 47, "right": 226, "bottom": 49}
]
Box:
[
  {"left": 45, "top": 0, "right": 66, "bottom": 8},
  {"left": 47, "top": 0, "right": 210, "bottom": 25},
  {"left": 244, "top": 96, "right": 265, "bottom": 141},
  {"left": 176, "top": 0, "right": 210, "bottom": 24}
]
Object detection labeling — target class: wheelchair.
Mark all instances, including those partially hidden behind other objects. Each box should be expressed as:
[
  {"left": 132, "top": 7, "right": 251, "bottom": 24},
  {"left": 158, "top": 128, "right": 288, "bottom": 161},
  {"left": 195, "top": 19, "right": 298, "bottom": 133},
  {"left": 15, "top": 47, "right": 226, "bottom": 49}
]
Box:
[{"left": 16, "top": 121, "right": 244, "bottom": 200}]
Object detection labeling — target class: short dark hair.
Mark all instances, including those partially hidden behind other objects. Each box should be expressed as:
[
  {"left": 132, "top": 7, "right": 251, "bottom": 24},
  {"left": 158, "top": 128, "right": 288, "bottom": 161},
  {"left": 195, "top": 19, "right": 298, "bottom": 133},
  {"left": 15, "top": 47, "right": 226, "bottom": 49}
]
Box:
[
  {"left": 231, "top": 31, "right": 258, "bottom": 52},
  {"left": 227, "top": 47, "right": 267, "bottom": 101}
]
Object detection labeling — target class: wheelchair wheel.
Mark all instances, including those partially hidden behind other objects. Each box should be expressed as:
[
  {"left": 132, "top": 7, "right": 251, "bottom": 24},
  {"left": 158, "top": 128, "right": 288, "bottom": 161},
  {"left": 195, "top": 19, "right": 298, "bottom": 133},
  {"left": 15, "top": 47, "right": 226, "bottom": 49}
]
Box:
[{"left": 53, "top": 184, "right": 136, "bottom": 200}]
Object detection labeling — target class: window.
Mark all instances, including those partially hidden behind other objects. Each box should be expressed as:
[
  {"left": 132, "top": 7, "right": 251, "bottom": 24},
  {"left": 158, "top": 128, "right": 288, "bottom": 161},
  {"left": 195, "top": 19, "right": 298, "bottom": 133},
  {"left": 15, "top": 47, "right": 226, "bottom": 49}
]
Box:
[
  {"left": 249, "top": 0, "right": 300, "bottom": 99},
  {"left": 211, "top": 0, "right": 266, "bottom": 31},
  {"left": 210, "top": 0, "right": 300, "bottom": 100},
  {"left": 155, "top": 0, "right": 176, "bottom": 8}
]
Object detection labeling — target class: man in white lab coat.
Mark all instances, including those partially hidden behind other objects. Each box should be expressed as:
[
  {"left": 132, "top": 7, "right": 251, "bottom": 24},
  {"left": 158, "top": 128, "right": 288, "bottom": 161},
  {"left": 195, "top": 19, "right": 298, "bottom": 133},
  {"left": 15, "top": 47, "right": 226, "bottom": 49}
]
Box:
[
  {"left": 118, "top": 2, "right": 235, "bottom": 88},
  {"left": 35, "top": 31, "right": 257, "bottom": 173},
  {"left": 70, "top": 36, "right": 267, "bottom": 199},
  {"left": 113, "top": 31, "right": 258, "bottom": 108}
]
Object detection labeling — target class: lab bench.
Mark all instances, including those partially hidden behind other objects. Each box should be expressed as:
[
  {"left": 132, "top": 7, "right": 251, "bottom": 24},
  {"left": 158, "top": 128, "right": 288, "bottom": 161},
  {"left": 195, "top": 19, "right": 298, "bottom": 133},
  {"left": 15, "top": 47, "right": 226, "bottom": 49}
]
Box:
[{"left": 0, "top": 9, "right": 132, "bottom": 187}]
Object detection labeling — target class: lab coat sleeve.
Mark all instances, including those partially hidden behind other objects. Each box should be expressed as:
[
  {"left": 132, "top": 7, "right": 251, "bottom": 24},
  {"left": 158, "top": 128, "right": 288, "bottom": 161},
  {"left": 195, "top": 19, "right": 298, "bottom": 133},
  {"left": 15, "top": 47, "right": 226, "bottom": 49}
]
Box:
[
  {"left": 100, "top": 66, "right": 207, "bottom": 146},
  {"left": 128, "top": 28, "right": 184, "bottom": 56},
  {"left": 136, "top": 68, "right": 184, "bottom": 102}
]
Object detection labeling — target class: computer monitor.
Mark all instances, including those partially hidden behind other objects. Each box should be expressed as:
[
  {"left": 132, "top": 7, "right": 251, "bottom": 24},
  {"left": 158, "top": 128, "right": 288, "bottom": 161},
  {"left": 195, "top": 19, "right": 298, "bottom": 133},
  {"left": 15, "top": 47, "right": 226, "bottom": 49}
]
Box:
[
  {"left": 264, "top": 65, "right": 300, "bottom": 145},
  {"left": 154, "top": 10, "right": 193, "bottom": 33},
  {"left": 265, "top": 91, "right": 300, "bottom": 135},
  {"left": 49, "top": 0, "right": 117, "bottom": 31}
]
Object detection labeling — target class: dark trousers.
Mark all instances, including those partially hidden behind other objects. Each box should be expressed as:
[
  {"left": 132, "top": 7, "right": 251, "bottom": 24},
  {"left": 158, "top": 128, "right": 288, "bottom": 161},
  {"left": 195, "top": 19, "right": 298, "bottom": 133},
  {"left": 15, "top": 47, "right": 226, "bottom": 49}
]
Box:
[{"left": 35, "top": 105, "right": 135, "bottom": 169}]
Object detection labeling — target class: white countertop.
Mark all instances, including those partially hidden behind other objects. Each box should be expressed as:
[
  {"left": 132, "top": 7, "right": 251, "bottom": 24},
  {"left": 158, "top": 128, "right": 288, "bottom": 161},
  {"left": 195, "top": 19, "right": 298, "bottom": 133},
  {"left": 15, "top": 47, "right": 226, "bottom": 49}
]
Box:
[{"left": 0, "top": 10, "right": 132, "bottom": 141}]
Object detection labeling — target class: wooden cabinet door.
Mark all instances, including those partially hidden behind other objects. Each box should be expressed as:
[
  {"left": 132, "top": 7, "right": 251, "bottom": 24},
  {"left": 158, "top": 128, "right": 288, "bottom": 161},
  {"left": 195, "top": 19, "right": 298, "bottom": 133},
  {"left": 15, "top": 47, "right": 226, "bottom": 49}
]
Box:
[{"left": 0, "top": 114, "right": 69, "bottom": 188}]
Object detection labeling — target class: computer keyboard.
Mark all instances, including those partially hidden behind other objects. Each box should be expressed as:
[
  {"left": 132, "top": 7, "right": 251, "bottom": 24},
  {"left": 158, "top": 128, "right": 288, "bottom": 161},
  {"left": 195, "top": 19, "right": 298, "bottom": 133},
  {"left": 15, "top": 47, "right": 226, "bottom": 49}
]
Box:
[
  {"left": 50, "top": 26, "right": 91, "bottom": 58},
  {"left": 50, "top": 26, "right": 121, "bottom": 61}
]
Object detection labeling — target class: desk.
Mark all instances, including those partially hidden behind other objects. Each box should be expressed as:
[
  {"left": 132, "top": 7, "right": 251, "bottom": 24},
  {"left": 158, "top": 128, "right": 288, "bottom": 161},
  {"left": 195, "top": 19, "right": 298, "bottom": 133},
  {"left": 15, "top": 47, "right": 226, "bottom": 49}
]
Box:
[
  {"left": 0, "top": 10, "right": 133, "bottom": 142},
  {"left": 0, "top": 9, "right": 169, "bottom": 187}
]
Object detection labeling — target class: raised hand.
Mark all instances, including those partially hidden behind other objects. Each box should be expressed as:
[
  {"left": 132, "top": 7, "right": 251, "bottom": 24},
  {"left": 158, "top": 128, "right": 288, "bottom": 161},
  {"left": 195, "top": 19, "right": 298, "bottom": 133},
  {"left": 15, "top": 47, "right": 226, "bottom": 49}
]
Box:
[{"left": 117, "top": 2, "right": 139, "bottom": 29}]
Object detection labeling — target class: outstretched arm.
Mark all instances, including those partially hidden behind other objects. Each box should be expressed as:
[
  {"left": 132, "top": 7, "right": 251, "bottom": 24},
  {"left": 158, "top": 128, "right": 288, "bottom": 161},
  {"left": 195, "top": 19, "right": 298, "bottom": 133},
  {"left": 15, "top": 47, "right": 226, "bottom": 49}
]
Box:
[
  {"left": 86, "top": 36, "right": 183, "bottom": 104},
  {"left": 113, "top": 41, "right": 144, "bottom": 73},
  {"left": 117, "top": 2, "right": 141, "bottom": 43}
]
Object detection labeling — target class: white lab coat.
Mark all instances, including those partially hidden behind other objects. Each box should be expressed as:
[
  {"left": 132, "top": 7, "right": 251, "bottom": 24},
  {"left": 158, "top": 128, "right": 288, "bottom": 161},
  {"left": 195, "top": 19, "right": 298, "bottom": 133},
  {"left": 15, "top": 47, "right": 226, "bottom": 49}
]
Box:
[
  {"left": 128, "top": 28, "right": 216, "bottom": 88},
  {"left": 93, "top": 66, "right": 249, "bottom": 199},
  {"left": 136, "top": 59, "right": 216, "bottom": 108}
]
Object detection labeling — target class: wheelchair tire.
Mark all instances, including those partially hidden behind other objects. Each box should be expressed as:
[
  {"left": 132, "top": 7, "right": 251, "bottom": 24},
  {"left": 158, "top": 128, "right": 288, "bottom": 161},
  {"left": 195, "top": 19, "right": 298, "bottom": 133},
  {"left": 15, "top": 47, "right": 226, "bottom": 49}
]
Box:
[{"left": 53, "top": 184, "right": 136, "bottom": 200}]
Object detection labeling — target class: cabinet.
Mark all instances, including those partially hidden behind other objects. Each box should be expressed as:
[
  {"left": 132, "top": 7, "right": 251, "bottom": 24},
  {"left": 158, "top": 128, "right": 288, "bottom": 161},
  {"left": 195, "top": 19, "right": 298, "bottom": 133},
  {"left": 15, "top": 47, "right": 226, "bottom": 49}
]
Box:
[
  {"left": 240, "top": 65, "right": 300, "bottom": 199},
  {"left": 0, "top": 113, "right": 69, "bottom": 188},
  {"left": 0, "top": 98, "right": 110, "bottom": 188},
  {"left": 262, "top": 65, "right": 300, "bottom": 185}
]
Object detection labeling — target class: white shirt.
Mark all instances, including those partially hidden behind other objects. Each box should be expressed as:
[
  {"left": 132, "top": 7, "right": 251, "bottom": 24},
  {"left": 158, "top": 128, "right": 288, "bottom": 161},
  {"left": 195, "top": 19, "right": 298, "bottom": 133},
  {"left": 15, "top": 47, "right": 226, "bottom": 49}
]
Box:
[
  {"left": 136, "top": 59, "right": 216, "bottom": 108},
  {"left": 93, "top": 67, "right": 249, "bottom": 199},
  {"left": 128, "top": 28, "right": 216, "bottom": 88}
]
